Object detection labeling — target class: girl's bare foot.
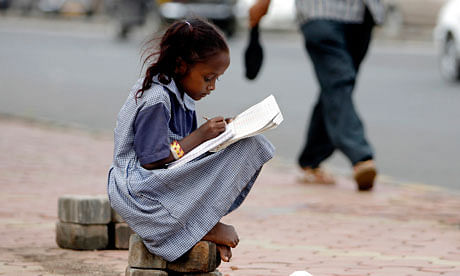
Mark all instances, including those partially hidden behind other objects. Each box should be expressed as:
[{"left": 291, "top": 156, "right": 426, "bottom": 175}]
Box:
[
  {"left": 216, "top": 245, "right": 232, "bottom": 262},
  {"left": 202, "top": 222, "right": 239, "bottom": 248}
]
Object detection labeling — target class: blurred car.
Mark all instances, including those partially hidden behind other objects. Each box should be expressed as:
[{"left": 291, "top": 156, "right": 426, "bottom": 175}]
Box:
[
  {"left": 36, "top": 0, "right": 101, "bottom": 15},
  {"left": 158, "top": 0, "right": 238, "bottom": 37},
  {"left": 382, "top": 0, "right": 448, "bottom": 35},
  {"left": 0, "top": 0, "right": 11, "bottom": 10},
  {"left": 434, "top": 0, "right": 460, "bottom": 82},
  {"left": 7, "top": 0, "right": 37, "bottom": 14}
]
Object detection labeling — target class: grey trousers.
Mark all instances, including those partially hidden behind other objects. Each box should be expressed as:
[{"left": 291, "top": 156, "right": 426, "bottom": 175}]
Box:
[{"left": 298, "top": 10, "right": 375, "bottom": 168}]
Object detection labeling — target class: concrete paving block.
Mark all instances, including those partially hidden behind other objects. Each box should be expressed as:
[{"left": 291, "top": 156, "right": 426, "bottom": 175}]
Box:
[
  {"left": 125, "top": 266, "right": 168, "bottom": 276},
  {"left": 58, "top": 195, "right": 111, "bottom": 224},
  {"left": 112, "top": 208, "right": 125, "bottom": 222},
  {"left": 115, "top": 222, "right": 135, "bottom": 249},
  {"left": 128, "top": 234, "right": 220, "bottom": 273},
  {"left": 167, "top": 241, "right": 220, "bottom": 273},
  {"left": 128, "top": 234, "right": 167, "bottom": 269},
  {"left": 56, "top": 221, "right": 108, "bottom": 250},
  {"left": 178, "top": 270, "right": 222, "bottom": 276}
]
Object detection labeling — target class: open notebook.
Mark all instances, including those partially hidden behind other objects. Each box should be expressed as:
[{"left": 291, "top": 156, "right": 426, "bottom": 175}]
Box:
[{"left": 168, "top": 95, "right": 283, "bottom": 169}]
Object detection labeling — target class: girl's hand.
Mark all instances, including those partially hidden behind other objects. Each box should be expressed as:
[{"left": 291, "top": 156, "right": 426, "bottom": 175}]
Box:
[
  {"left": 198, "top": 116, "right": 227, "bottom": 142},
  {"left": 225, "top": 117, "right": 234, "bottom": 124},
  {"left": 143, "top": 116, "right": 228, "bottom": 169}
]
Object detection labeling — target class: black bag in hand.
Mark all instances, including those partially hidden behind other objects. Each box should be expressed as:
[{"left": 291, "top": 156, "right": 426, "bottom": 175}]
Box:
[{"left": 244, "top": 24, "right": 263, "bottom": 80}]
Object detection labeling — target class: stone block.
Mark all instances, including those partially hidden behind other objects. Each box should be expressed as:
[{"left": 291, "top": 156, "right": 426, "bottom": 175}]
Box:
[
  {"left": 115, "top": 222, "right": 135, "bottom": 249},
  {"left": 125, "top": 266, "right": 168, "bottom": 276},
  {"left": 112, "top": 208, "right": 125, "bottom": 222},
  {"left": 128, "top": 234, "right": 220, "bottom": 273},
  {"left": 128, "top": 234, "right": 167, "bottom": 269},
  {"left": 56, "top": 221, "right": 108, "bottom": 250},
  {"left": 178, "top": 270, "right": 222, "bottom": 276},
  {"left": 58, "top": 195, "right": 111, "bottom": 224},
  {"left": 167, "top": 241, "right": 220, "bottom": 273}
]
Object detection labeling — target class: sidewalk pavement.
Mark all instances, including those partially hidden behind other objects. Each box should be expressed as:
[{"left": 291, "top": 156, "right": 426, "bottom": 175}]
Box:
[{"left": 1, "top": 116, "right": 459, "bottom": 276}]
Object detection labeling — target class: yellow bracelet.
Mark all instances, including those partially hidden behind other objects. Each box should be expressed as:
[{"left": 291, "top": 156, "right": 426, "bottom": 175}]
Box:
[{"left": 170, "top": 140, "right": 184, "bottom": 160}]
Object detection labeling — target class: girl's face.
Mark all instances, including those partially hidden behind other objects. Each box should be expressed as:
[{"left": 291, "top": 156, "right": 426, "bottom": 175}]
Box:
[{"left": 179, "top": 50, "right": 230, "bottom": 101}]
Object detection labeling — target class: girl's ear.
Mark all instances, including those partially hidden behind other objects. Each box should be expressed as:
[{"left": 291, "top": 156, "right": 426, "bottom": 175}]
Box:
[{"left": 175, "top": 57, "right": 187, "bottom": 76}]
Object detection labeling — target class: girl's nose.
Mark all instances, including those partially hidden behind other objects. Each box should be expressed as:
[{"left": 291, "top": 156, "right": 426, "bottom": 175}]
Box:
[{"left": 207, "top": 80, "right": 216, "bottom": 91}]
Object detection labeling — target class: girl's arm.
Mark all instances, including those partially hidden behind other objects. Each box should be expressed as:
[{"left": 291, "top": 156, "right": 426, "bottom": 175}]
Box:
[{"left": 141, "top": 116, "right": 227, "bottom": 170}]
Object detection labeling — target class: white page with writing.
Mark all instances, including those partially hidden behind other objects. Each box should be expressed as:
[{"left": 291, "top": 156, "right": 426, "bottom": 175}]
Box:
[
  {"left": 231, "top": 95, "right": 280, "bottom": 139},
  {"left": 211, "top": 95, "right": 283, "bottom": 152}
]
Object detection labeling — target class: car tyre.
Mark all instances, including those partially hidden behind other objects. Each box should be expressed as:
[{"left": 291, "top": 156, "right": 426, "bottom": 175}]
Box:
[{"left": 439, "top": 36, "right": 460, "bottom": 82}]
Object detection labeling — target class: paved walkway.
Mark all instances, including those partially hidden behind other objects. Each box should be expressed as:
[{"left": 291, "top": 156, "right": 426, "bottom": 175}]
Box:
[{"left": 1, "top": 116, "right": 459, "bottom": 276}]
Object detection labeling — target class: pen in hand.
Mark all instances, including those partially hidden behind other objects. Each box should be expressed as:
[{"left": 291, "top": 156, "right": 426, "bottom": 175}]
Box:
[{"left": 203, "top": 116, "right": 227, "bottom": 126}]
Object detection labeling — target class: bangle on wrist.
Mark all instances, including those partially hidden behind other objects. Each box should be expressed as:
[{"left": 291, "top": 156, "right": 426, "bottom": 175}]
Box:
[{"left": 170, "top": 140, "right": 184, "bottom": 160}]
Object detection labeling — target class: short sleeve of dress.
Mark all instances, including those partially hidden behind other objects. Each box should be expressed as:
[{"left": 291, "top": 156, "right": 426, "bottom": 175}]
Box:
[{"left": 134, "top": 103, "right": 171, "bottom": 166}]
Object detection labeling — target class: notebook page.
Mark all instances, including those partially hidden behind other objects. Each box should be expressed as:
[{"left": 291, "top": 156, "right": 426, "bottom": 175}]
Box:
[
  {"left": 211, "top": 111, "right": 283, "bottom": 152},
  {"left": 236, "top": 112, "right": 280, "bottom": 139},
  {"left": 232, "top": 95, "right": 280, "bottom": 139}
]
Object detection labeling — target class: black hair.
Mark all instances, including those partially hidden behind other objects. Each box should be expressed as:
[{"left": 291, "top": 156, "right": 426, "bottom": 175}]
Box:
[{"left": 136, "top": 17, "right": 229, "bottom": 100}]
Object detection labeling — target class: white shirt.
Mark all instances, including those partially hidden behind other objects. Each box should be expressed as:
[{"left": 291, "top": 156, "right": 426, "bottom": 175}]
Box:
[{"left": 295, "top": 0, "right": 385, "bottom": 25}]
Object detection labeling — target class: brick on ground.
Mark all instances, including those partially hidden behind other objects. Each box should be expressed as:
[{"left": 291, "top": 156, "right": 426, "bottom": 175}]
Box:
[
  {"left": 55, "top": 221, "right": 108, "bottom": 250},
  {"left": 128, "top": 234, "right": 220, "bottom": 273},
  {"left": 128, "top": 234, "right": 167, "bottom": 270},
  {"left": 115, "top": 222, "right": 135, "bottom": 249},
  {"left": 167, "top": 240, "right": 220, "bottom": 273},
  {"left": 125, "top": 266, "right": 168, "bottom": 276},
  {"left": 112, "top": 208, "right": 125, "bottom": 223},
  {"left": 58, "top": 195, "right": 111, "bottom": 224},
  {"left": 125, "top": 267, "right": 222, "bottom": 276},
  {"left": 179, "top": 270, "right": 222, "bottom": 275}
]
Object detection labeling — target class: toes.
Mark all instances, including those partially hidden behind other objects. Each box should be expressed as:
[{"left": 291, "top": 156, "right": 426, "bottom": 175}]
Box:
[
  {"left": 230, "top": 238, "right": 239, "bottom": 248},
  {"left": 216, "top": 245, "right": 226, "bottom": 261},
  {"left": 217, "top": 245, "right": 232, "bottom": 262},
  {"left": 227, "top": 247, "right": 232, "bottom": 261},
  {"left": 221, "top": 255, "right": 229, "bottom": 262},
  {"left": 227, "top": 239, "right": 237, "bottom": 248}
]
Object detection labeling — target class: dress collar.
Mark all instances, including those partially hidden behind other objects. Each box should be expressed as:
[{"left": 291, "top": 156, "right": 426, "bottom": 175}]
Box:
[{"left": 152, "top": 75, "right": 195, "bottom": 111}]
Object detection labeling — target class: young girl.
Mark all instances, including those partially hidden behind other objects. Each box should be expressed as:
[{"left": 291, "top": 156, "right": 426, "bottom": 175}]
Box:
[{"left": 107, "top": 18, "right": 274, "bottom": 263}]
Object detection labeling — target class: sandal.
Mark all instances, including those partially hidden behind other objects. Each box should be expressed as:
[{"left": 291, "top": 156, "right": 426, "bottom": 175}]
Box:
[
  {"left": 299, "top": 167, "right": 335, "bottom": 184},
  {"left": 353, "top": 160, "right": 377, "bottom": 191}
]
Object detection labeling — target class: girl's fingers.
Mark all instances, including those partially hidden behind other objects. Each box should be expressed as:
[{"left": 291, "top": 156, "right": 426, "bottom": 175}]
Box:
[
  {"left": 208, "top": 117, "right": 226, "bottom": 128},
  {"left": 211, "top": 116, "right": 225, "bottom": 123},
  {"left": 206, "top": 117, "right": 227, "bottom": 135}
]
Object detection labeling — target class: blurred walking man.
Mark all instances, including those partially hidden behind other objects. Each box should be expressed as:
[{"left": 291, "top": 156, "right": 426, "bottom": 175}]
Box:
[{"left": 250, "top": 0, "right": 384, "bottom": 191}]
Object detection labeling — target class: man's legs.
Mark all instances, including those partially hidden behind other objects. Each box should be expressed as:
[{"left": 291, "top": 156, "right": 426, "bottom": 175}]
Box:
[
  {"left": 298, "top": 100, "right": 335, "bottom": 169},
  {"left": 345, "top": 9, "right": 378, "bottom": 190},
  {"left": 298, "top": 19, "right": 374, "bottom": 176},
  {"left": 347, "top": 8, "right": 375, "bottom": 72}
]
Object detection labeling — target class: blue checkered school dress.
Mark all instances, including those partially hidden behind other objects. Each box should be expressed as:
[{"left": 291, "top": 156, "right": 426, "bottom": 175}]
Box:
[{"left": 107, "top": 77, "right": 275, "bottom": 262}]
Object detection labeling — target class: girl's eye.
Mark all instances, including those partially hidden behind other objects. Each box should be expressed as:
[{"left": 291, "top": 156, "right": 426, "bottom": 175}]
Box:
[{"left": 204, "top": 75, "right": 219, "bottom": 82}]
